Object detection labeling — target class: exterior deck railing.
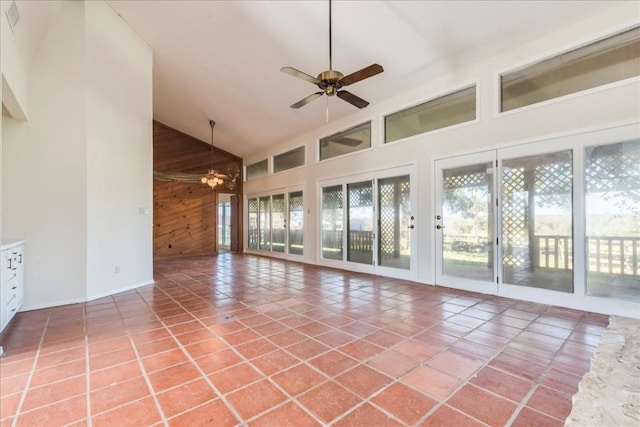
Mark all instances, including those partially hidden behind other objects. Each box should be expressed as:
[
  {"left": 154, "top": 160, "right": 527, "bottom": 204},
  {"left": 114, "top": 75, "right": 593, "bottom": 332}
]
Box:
[{"left": 252, "top": 228, "right": 639, "bottom": 277}]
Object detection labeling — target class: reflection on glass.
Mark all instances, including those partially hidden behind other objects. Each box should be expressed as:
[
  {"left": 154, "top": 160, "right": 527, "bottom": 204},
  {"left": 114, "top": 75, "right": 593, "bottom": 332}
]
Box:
[
  {"left": 502, "top": 150, "right": 573, "bottom": 292},
  {"left": 288, "top": 191, "right": 304, "bottom": 256},
  {"left": 246, "top": 159, "right": 268, "bottom": 181},
  {"left": 274, "top": 147, "right": 305, "bottom": 173},
  {"left": 379, "top": 175, "right": 411, "bottom": 270},
  {"left": 585, "top": 140, "right": 640, "bottom": 301},
  {"left": 320, "top": 122, "right": 371, "bottom": 161},
  {"left": 442, "top": 163, "right": 494, "bottom": 281},
  {"left": 347, "top": 181, "right": 373, "bottom": 264},
  {"left": 258, "top": 196, "right": 271, "bottom": 250},
  {"left": 322, "top": 185, "right": 343, "bottom": 260},
  {"left": 385, "top": 86, "right": 476, "bottom": 143},
  {"left": 218, "top": 201, "right": 231, "bottom": 248},
  {"left": 271, "top": 194, "right": 285, "bottom": 253},
  {"left": 247, "top": 198, "right": 258, "bottom": 250},
  {"left": 501, "top": 28, "right": 640, "bottom": 112}
]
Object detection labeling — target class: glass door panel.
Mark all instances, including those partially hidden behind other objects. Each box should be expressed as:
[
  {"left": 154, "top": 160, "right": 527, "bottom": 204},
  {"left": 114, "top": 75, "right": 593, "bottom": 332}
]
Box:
[
  {"left": 218, "top": 201, "right": 231, "bottom": 249},
  {"left": 501, "top": 150, "right": 573, "bottom": 292},
  {"left": 247, "top": 198, "right": 258, "bottom": 250},
  {"left": 441, "top": 162, "right": 494, "bottom": 282},
  {"left": 288, "top": 191, "right": 304, "bottom": 256},
  {"left": 271, "top": 194, "right": 285, "bottom": 253},
  {"left": 435, "top": 152, "right": 497, "bottom": 293},
  {"left": 322, "top": 185, "right": 343, "bottom": 260},
  {"left": 258, "top": 196, "right": 271, "bottom": 251},
  {"left": 378, "top": 175, "right": 411, "bottom": 270},
  {"left": 585, "top": 140, "right": 640, "bottom": 301},
  {"left": 347, "top": 181, "right": 374, "bottom": 264}
]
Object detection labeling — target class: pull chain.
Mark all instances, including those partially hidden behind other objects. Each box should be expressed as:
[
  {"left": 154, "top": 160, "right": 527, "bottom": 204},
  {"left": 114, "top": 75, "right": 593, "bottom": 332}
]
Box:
[{"left": 326, "top": 96, "right": 329, "bottom": 123}]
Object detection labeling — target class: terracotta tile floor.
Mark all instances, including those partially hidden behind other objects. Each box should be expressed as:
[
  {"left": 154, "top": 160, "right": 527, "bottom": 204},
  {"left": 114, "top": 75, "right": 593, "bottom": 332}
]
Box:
[{"left": 0, "top": 254, "right": 608, "bottom": 426}]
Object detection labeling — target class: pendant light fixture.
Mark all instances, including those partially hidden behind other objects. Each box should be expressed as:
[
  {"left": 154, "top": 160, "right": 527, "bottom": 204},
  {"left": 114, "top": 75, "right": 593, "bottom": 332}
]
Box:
[{"left": 200, "top": 120, "right": 225, "bottom": 189}]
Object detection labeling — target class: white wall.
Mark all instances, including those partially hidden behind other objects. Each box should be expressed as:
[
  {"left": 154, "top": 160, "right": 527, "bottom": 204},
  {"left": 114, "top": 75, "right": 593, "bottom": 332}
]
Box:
[
  {"left": 2, "top": 0, "right": 153, "bottom": 310},
  {"left": 3, "top": 1, "right": 88, "bottom": 308},
  {"left": 86, "top": 1, "right": 153, "bottom": 299},
  {"left": 0, "top": 0, "right": 28, "bottom": 121},
  {"left": 243, "top": 3, "right": 640, "bottom": 287}
]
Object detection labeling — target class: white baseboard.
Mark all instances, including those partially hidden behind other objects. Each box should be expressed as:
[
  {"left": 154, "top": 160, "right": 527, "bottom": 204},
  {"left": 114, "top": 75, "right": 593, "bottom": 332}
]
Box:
[
  {"left": 21, "top": 296, "right": 88, "bottom": 312},
  {"left": 19, "top": 280, "right": 155, "bottom": 312},
  {"left": 86, "top": 280, "right": 155, "bottom": 302}
]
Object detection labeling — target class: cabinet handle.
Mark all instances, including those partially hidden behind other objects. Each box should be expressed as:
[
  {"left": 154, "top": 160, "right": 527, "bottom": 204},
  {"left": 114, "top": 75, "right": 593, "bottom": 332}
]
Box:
[
  {"left": 12, "top": 286, "right": 17, "bottom": 290},
  {"left": 19, "top": 254, "right": 22, "bottom": 263},
  {"left": 11, "top": 308, "right": 16, "bottom": 312}
]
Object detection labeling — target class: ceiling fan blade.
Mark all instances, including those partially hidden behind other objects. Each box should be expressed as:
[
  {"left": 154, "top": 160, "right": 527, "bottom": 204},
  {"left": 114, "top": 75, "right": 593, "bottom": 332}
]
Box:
[
  {"left": 339, "top": 64, "right": 384, "bottom": 86},
  {"left": 281, "top": 67, "right": 322, "bottom": 85},
  {"left": 337, "top": 90, "right": 369, "bottom": 109},
  {"left": 291, "top": 92, "right": 324, "bottom": 109}
]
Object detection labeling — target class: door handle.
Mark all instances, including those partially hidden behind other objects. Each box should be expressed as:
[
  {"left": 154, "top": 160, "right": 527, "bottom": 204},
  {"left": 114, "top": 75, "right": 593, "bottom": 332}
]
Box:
[{"left": 436, "top": 225, "right": 445, "bottom": 229}]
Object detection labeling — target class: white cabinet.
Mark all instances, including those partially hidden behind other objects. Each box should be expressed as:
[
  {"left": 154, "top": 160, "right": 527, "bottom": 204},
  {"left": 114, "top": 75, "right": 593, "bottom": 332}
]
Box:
[{"left": 1, "top": 240, "right": 25, "bottom": 333}]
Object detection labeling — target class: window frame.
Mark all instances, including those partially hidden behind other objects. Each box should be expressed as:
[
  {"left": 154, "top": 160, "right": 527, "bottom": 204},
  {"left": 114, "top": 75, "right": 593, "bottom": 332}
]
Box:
[
  {"left": 318, "top": 121, "right": 373, "bottom": 162},
  {"left": 495, "top": 25, "right": 640, "bottom": 117},
  {"left": 273, "top": 145, "right": 306, "bottom": 173},
  {"left": 383, "top": 83, "right": 478, "bottom": 145},
  {"left": 245, "top": 159, "right": 269, "bottom": 181}
]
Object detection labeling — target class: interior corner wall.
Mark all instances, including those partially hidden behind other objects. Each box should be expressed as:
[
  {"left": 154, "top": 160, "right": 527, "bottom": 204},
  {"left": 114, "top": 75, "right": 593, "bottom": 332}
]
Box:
[
  {"left": 0, "top": 0, "right": 28, "bottom": 121},
  {"left": 2, "top": 0, "right": 88, "bottom": 308},
  {"left": 85, "top": 1, "right": 153, "bottom": 299},
  {"left": 2, "top": 0, "right": 153, "bottom": 310}
]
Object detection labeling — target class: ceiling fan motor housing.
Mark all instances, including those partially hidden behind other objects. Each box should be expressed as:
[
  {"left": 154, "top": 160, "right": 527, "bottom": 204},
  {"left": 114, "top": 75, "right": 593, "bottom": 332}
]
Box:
[{"left": 318, "top": 70, "right": 344, "bottom": 95}]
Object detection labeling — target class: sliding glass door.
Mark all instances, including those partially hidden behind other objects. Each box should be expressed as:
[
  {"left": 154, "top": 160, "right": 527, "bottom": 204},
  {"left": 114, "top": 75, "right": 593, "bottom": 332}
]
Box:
[
  {"left": 434, "top": 125, "right": 639, "bottom": 312},
  {"left": 319, "top": 165, "right": 417, "bottom": 280},
  {"left": 247, "top": 188, "right": 304, "bottom": 257}
]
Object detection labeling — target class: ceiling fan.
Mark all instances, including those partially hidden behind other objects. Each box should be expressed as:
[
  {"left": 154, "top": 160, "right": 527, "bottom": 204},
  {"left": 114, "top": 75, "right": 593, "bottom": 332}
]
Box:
[{"left": 281, "top": 0, "right": 384, "bottom": 110}]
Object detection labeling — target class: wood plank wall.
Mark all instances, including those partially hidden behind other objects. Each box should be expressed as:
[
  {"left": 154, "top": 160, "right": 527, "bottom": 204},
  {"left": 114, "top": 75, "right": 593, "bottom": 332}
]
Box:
[{"left": 153, "top": 121, "right": 243, "bottom": 260}]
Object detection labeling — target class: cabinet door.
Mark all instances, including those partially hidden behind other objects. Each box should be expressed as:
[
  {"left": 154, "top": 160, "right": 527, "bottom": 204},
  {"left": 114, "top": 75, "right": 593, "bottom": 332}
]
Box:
[
  {"left": 0, "top": 250, "right": 8, "bottom": 331},
  {"left": 15, "top": 245, "right": 24, "bottom": 306}
]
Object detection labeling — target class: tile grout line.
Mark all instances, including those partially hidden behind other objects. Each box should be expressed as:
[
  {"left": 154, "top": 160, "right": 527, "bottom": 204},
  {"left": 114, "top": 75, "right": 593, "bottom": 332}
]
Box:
[
  {"left": 503, "top": 311, "right": 592, "bottom": 426},
  {"left": 136, "top": 276, "right": 247, "bottom": 426},
  {"left": 328, "top": 294, "right": 496, "bottom": 426},
  {"left": 112, "top": 293, "right": 169, "bottom": 427},
  {"left": 172, "top": 275, "right": 346, "bottom": 422},
  {"left": 85, "top": 303, "right": 92, "bottom": 427},
  {"left": 158, "top": 277, "right": 348, "bottom": 426},
  {"left": 411, "top": 300, "right": 545, "bottom": 426},
  {"left": 2, "top": 256, "right": 606, "bottom": 426},
  {"left": 10, "top": 309, "right": 52, "bottom": 427}
]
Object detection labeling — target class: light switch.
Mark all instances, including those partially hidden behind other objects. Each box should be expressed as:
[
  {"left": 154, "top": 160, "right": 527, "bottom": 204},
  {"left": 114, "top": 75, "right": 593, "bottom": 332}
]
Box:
[{"left": 138, "top": 207, "right": 150, "bottom": 215}]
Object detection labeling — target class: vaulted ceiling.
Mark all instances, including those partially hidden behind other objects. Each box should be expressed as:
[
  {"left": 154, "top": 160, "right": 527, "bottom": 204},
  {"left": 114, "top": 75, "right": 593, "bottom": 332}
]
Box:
[{"left": 8, "top": 0, "right": 625, "bottom": 157}]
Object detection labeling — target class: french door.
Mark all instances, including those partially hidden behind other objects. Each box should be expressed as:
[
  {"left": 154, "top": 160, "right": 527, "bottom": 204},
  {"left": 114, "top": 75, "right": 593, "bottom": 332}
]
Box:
[
  {"left": 435, "top": 142, "right": 577, "bottom": 298},
  {"left": 247, "top": 187, "right": 304, "bottom": 258},
  {"left": 320, "top": 165, "right": 417, "bottom": 280},
  {"left": 435, "top": 151, "right": 498, "bottom": 294}
]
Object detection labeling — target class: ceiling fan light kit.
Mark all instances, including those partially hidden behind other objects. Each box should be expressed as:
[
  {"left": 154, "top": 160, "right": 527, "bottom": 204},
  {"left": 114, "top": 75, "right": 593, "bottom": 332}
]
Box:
[{"left": 281, "top": 0, "right": 384, "bottom": 110}]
